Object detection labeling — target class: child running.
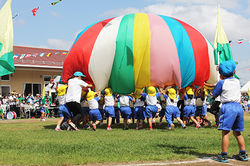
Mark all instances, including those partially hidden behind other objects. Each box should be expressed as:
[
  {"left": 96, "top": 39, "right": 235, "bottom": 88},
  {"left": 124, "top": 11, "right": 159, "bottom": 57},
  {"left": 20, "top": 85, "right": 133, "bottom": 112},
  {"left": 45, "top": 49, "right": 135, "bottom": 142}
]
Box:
[
  {"left": 133, "top": 88, "right": 145, "bottom": 130},
  {"left": 87, "top": 90, "right": 102, "bottom": 131},
  {"left": 55, "top": 84, "right": 68, "bottom": 131},
  {"left": 212, "top": 60, "right": 248, "bottom": 163},
  {"left": 142, "top": 86, "right": 161, "bottom": 131},
  {"left": 103, "top": 88, "right": 115, "bottom": 130},
  {"left": 117, "top": 94, "right": 134, "bottom": 130},
  {"left": 160, "top": 88, "right": 186, "bottom": 130},
  {"left": 183, "top": 87, "right": 200, "bottom": 129},
  {"left": 195, "top": 87, "right": 211, "bottom": 127}
]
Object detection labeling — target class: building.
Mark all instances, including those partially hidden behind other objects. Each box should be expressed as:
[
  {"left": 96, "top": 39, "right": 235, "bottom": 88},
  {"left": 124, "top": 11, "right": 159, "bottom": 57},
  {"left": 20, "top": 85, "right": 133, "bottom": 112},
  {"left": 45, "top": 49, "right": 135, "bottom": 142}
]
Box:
[{"left": 0, "top": 46, "right": 68, "bottom": 96}]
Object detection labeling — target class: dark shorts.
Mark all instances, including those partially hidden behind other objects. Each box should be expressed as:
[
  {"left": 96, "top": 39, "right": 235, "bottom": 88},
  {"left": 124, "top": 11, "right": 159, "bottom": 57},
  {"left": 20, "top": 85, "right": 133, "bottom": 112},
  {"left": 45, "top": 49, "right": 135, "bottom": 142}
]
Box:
[{"left": 134, "top": 106, "right": 145, "bottom": 120}]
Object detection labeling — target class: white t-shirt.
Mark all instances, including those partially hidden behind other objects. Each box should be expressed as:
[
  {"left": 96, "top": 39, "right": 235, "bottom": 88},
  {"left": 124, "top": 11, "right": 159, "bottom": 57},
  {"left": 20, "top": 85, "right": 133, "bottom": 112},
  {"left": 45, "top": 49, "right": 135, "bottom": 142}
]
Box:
[
  {"left": 104, "top": 95, "right": 115, "bottom": 107},
  {"left": 164, "top": 94, "right": 178, "bottom": 107},
  {"left": 57, "top": 95, "right": 66, "bottom": 105},
  {"left": 9, "top": 96, "right": 16, "bottom": 105},
  {"left": 142, "top": 92, "right": 161, "bottom": 106},
  {"left": 88, "top": 97, "right": 100, "bottom": 110},
  {"left": 184, "top": 95, "right": 196, "bottom": 106},
  {"left": 134, "top": 98, "right": 144, "bottom": 107},
  {"left": 118, "top": 95, "right": 132, "bottom": 107},
  {"left": 65, "top": 77, "right": 88, "bottom": 103},
  {"left": 213, "top": 78, "right": 241, "bottom": 103}
]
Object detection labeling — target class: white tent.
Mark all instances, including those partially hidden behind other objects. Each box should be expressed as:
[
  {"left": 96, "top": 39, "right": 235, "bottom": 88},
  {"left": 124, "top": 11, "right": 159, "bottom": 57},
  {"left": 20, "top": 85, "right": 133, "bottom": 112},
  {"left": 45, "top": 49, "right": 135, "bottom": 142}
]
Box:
[{"left": 240, "top": 81, "right": 250, "bottom": 93}]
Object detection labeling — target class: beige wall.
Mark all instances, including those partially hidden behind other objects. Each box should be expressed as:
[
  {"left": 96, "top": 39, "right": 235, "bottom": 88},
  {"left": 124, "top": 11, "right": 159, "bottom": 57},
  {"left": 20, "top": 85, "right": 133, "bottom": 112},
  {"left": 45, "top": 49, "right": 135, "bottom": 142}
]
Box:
[{"left": 0, "top": 67, "right": 62, "bottom": 95}]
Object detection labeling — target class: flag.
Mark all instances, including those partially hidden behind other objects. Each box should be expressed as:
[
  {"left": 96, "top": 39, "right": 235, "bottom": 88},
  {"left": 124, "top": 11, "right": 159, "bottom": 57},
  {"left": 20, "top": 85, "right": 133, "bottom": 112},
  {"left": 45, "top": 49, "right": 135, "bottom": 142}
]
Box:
[
  {"left": 0, "top": 0, "right": 15, "bottom": 77},
  {"left": 32, "top": 7, "right": 39, "bottom": 16},
  {"left": 51, "top": 0, "right": 62, "bottom": 6},
  {"left": 47, "top": 53, "right": 52, "bottom": 57},
  {"left": 13, "top": 54, "right": 19, "bottom": 59},
  {"left": 237, "top": 39, "right": 243, "bottom": 44},
  {"left": 40, "top": 53, "right": 45, "bottom": 57},
  {"left": 19, "top": 54, "right": 25, "bottom": 59},
  {"left": 214, "top": 5, "right": 233, "bottom": 65}
]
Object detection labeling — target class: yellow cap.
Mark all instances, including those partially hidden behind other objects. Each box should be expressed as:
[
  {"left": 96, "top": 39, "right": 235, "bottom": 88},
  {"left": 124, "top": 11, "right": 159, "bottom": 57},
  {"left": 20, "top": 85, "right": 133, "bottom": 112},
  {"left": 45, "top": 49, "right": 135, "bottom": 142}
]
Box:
[
  {"left": 87, "top": 91, "right": 96, "bottom": 101},
  {"left": 186, "top": 87, "right": 194, "bottom": 95},
  {"left": 167, "top": 88, "right": 176, "bottom": 100},
  {"left": 134, "top": 89, "right": 142, "bottom": 99},
  {"left": 148, "top": 86, "right": 156, "bottom": 96},
  {"left": 204, "top": 89, "right": 208, "bottom": 96},
  {"left": 104, "top": 88, "right": 113, "bottom": 96},
  {"left": 57, "top": 85, "right": 68, "bottom": 96}
]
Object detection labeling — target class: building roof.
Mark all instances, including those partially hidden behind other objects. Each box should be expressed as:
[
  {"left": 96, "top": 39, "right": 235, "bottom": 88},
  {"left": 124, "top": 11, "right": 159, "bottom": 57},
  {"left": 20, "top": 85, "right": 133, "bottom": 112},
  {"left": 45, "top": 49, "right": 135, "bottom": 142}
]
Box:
[{"left": 13, "top": 46, "right": 68, "bottom": 69}]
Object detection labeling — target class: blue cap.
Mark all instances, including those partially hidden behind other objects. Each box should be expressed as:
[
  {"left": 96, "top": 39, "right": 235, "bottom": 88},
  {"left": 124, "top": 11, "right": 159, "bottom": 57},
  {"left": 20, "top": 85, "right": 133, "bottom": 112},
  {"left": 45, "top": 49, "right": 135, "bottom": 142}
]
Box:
[
  {"left": 73, "top": 71, "right": 86, "bottom": 77},
  {"left": 219, "top": 60, "right": 236, "bottom": 77}
]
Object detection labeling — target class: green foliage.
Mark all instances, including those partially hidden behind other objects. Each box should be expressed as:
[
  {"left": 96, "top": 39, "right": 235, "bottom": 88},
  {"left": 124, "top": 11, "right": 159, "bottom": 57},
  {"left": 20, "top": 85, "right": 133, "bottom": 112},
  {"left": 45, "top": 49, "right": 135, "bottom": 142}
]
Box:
[{"left": 0, "top": 114, "right": 249, "bottom": 165}]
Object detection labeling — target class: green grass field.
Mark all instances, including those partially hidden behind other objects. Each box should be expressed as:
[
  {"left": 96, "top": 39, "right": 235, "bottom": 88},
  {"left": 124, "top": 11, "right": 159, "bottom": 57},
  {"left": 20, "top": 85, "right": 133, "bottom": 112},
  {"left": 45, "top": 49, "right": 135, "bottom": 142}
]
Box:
[{"left": 0, "top": 113, "right": 249, "bottom": 165}]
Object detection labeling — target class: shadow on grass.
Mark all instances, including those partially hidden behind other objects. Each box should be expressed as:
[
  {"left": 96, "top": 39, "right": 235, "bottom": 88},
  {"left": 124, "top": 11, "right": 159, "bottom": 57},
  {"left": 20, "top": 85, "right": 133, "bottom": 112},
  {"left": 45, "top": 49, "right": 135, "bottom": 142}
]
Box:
[
  {"left": 44, "top": 124, "right": 57, "bottom": 130},
  {"left": 157, "top": 144, "right": 214, "bottom": 158},
  {"left": 43, "top": 122, "right": 186, "bottom": 130}
]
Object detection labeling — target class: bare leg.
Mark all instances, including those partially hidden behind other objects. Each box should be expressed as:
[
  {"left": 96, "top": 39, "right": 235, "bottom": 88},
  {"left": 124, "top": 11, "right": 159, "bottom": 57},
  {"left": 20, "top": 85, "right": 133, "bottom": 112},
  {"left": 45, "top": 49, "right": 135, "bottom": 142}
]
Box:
[
  {"left": 148, "top": 117, "right": 152, "bottom": 130},
  {"left": 190, "top": 116, "right": 199, "bottom": 126},
  {"left": 107, "top": 117, "right": 112, "bottom": 127},
  {"left": 222, "top": 130, "right": 230, "bottom": 153},
  {"left": 233, "top": 131, "right": 245, "bottom": 151}
]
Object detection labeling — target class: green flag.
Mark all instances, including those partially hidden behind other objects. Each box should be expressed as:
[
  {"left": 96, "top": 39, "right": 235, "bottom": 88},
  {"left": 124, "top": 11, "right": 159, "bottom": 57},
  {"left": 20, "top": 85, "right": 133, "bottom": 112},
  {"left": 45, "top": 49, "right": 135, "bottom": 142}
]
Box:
[
  {"left": 0, "top": 0, "right": 15, "bottom": 76},
  {"left": 214, "top": 5, "right": 233, "bottom": 65}
]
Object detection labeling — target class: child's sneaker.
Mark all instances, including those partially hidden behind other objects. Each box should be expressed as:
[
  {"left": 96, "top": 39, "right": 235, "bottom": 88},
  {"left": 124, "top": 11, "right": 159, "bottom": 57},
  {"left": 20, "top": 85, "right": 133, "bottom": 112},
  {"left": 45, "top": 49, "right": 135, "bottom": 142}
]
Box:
[
  {"left": 68, "top": 122, "right": 79, "bottom": 131},
  {"left": 139, "top": 123, "right": 143, "bottom": 129},
  {"left": 55, "top": 127, "right": 62, "bottom": 131},
  {"left": 195, "top": 124, "right": 200, "bottom": 129},
  {"left": 92, "top": 124, "right": 96, "bottom": 131},
  {"left": 136, "top": 126, "right": 139, "bottom": 130},
  {"left": 213, "top": 154, "right": 228, "bottom": 163},
  {"left": 107, "top": 127, "right": 112, "bottom": 131},
  {"left": 232, "top": 153, "right": 248, "bottom": 161},
  {"left": 182, "top": 124, "right": 186, "bottom": 129}
]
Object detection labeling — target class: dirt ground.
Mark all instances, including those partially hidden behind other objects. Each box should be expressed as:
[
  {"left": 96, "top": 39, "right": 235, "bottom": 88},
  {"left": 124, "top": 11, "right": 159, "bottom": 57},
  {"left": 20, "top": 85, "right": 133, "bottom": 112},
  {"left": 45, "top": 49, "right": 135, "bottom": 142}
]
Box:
[{"left": 104, "top": 158, "right": 250, "bottom": 166}]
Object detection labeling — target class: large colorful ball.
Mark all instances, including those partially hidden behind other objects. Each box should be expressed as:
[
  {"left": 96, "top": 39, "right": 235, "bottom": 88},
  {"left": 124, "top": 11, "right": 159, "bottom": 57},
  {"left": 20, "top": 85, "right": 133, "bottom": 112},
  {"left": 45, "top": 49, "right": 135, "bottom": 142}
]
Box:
[{"left": 62, "top": 13, "right": 218, "bottom": 94}]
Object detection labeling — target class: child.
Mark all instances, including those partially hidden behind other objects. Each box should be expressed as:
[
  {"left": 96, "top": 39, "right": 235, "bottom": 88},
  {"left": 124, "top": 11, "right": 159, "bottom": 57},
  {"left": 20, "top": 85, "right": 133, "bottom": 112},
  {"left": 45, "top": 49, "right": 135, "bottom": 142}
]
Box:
[
  {"left": 195, "top": 87, "right": 211, "bottom": 127},
  {"left": 117, "top": 94, "right": 134, "bottom": 130},
  {"left": 103, "top": 88, "right": 115, "bottom": 130},
  {"left": 183, "top": 87, "right": 200, "bottom": 129},
  {"left": 160, "top": 88, "right": 186, "bottom": 130},
  {"left": 80, "top": 91, "right": 90, "bottom": 129},
  {"left": 212, "top": 60, "right": 248, "bottom": 163},
  {"left": 142, "top": 86, "right": 161, "bottom": 131},
  {"left": 87, "top": 91, "right": 102, "bottom": 131},
  {"left": 55, "top": 84, "right": 68, "bottom": 131},
  {"left": 0, "top": 103, "right": 4, "bottom": 120},
  {"left": 133, "top": 88, "right": 145, "bottom": 130}
]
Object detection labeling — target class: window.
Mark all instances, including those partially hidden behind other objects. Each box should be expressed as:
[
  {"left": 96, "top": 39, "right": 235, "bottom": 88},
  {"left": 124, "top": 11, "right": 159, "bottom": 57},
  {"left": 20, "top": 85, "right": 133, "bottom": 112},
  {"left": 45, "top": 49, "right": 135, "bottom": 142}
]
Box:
[
  {"left": 0, "top": 86, "right": 10, "bottom": 96},
  {"left": 1, "top": 75, "right": 10, "bottom": 81},
  {"left": 43, "top": 75, "right": 51, "bottom": 82},
  {"left": 24, "top": 83, "right": 41, "bottom": 96}
]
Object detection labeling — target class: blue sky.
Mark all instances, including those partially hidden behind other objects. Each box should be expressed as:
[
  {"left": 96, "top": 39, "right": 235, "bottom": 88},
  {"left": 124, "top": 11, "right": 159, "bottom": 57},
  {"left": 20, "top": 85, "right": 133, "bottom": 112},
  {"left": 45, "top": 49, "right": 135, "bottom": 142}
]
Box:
[{"left": 1, "top": 0, "right": 249, "bottom": 84}]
